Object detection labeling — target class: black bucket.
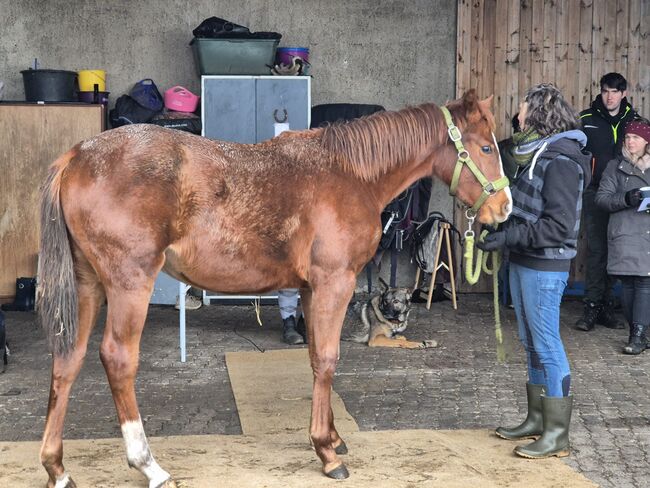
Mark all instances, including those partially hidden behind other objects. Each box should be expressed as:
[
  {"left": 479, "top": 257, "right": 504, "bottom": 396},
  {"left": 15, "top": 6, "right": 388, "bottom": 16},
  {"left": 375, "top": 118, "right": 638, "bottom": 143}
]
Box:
[{"left": 21, "top": 69, "right": 77, "bottom": 102}]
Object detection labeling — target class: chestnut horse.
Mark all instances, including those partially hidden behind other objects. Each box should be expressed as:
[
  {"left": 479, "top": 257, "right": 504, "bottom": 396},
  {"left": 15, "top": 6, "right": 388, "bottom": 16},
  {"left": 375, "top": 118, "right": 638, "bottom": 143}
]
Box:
[{"left": 38, "top": 90, "right": 511, "bottom": 487}]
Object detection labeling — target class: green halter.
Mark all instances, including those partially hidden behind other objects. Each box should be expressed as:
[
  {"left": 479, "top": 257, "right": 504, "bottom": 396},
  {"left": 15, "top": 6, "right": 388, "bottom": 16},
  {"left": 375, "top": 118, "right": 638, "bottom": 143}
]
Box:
[{"left": 440, "top": 106, "right": 509, "bottom": 213}]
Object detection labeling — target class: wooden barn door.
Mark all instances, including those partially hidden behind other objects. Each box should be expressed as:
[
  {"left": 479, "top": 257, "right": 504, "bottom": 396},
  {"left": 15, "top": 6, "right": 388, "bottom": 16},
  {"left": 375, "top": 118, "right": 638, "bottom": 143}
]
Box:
[{"left": 455, "top": 0, "right": 650, "bottom": 292}]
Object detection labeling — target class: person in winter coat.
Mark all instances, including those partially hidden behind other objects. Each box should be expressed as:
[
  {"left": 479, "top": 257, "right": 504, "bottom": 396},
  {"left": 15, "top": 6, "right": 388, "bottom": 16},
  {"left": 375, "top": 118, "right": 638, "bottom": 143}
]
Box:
[
  {"left": 576, "top": 73, "right": 638, "bottom": 332},
  {"left": 595, "top": 120, "right": 650, "bottom": 355},
  {"left": 478, "top": 84, "right": 591, "bottom": 459}
]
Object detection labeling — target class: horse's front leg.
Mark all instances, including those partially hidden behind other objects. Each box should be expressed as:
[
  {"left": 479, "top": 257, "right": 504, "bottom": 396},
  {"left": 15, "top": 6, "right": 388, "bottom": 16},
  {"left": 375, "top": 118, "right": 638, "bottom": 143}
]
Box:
[
  {"left": 305, "top": 273, "right": 355, "bottom": 479},
  {"left": 300, "top": 288, "right": 346, "bottom": 455},
  {"left": 101, "top": 286, "right": 177, "bottom": 488}
]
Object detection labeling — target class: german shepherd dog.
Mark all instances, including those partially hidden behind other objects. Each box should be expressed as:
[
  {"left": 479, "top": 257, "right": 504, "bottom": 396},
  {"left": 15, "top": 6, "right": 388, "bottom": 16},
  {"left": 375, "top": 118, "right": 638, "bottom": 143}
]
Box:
[{"left": 341, "top": 280, "right": 437, "bottom": 349}]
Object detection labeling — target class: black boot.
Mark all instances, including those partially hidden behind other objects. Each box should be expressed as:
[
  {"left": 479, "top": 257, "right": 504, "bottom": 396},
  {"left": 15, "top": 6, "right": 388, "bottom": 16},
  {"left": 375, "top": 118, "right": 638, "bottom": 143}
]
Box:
[
  {"left": 622, "top": 323, "right": 648, "bottom": 355},
  {"left": 495, "top": 383, "right": 544, "bottom": 440},
  {"left": 296, "top": 315, "right": 308, "bottom": 344},
  {"left": 574, "top": 301, "right": 600, "bottom": 331},
  {"left": 596, "top": 300, "right": 624, "bottom": 329},
  {"left": 514, "top": 395, "right": 573, "bottom": 459},
  {"left": 282, "top": 316, "right": 304, "bottom": 345}
]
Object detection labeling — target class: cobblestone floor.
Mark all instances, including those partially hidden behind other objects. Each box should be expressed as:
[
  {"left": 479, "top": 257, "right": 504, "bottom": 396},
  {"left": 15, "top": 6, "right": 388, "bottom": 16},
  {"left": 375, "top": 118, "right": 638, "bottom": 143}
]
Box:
[{"left": 1, "top": 295, "right": 648, "bottom": 487}]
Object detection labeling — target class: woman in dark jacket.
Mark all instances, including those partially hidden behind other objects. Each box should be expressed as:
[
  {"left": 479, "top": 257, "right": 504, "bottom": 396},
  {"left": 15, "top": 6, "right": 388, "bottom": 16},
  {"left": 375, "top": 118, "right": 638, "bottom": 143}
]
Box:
[
  {"left": 595, "top": 120, "right": 650, "bottom": 355},
  {"left": 479, "top": 84, "right": 591, "bottom": 459}
]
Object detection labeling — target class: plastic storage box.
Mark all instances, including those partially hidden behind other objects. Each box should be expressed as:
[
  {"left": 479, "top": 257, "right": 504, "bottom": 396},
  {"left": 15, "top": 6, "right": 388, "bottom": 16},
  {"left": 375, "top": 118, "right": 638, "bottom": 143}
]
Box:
[{"left": 190, "top": 38, "right": 279, "bottom": 75}]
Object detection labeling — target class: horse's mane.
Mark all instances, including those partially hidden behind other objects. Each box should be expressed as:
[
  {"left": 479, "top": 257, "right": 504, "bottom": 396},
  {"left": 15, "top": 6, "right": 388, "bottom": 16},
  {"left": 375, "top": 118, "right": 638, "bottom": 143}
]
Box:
[{"left": 319, "top": 103, "right": 445, "bottom": 181}]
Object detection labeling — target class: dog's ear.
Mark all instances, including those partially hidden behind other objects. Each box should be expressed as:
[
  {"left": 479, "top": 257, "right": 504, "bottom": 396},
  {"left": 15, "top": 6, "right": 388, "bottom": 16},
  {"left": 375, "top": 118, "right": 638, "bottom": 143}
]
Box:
[{"left": 378, "top": 277, "right": 389, "bottom": 293}]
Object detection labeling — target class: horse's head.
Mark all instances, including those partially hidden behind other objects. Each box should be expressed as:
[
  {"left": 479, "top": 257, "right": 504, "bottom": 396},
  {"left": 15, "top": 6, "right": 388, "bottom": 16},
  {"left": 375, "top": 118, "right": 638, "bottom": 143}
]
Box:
[{"left": 442, "top": 90, "right": 512, "bottom": 225}]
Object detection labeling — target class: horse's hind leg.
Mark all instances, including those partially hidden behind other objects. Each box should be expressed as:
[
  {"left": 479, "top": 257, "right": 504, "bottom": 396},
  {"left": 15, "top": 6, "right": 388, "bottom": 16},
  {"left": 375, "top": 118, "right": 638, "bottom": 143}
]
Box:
[
  {"left": 304, "top": 273, "right": 355, "bottom": 479},
  {"left": 41, "top": 256, "right": 105, "bottom": 488},
  {"left": 100, "top": 284, "right": 176, "bottom": 488}
]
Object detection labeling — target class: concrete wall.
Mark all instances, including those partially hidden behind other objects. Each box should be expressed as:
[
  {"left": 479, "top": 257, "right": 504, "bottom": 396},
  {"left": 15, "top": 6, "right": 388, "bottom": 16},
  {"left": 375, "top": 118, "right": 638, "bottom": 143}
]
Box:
[
  {"left": 0, "top": 0, "right": 457, "bottom": 287},
  {"left": 1, "top": 1, "right": 456, "bottom": 108}
]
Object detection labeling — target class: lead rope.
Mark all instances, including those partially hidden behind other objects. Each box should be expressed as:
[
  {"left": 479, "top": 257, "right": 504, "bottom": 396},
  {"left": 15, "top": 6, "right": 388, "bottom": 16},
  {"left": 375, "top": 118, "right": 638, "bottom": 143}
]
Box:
[{"left": 463, "top": 210, "right": 506, "bottom": 362}]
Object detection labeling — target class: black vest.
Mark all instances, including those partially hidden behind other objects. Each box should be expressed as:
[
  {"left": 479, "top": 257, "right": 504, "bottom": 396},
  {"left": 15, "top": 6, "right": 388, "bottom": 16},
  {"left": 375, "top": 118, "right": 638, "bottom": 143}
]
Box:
[{"left": 510, "top": 155, "right": 584, "bottom": 261}]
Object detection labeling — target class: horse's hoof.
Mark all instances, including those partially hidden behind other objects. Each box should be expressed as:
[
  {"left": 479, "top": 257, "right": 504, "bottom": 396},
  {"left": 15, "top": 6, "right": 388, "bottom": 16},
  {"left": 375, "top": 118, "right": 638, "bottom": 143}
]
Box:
[
  {"left": 334, "top": 440, "right": 348, "bottom": 455},
  {"left": 46, "top": 477, "right": 77, "bottom": 488},
  {"left": 325, "top": 464, "right": 350, "bottom": 479}
]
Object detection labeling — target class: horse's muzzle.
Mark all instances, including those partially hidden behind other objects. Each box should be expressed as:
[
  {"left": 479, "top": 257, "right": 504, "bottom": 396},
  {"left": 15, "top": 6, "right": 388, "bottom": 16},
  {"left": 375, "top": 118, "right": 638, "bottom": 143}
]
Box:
[{"left": 478, "top": 189, "right": 512, "bottom": 225}]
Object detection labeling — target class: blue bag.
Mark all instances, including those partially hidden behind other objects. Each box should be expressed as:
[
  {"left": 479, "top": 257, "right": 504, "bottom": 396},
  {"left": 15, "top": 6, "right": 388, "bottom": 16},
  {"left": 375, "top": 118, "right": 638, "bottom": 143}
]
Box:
[{"left": 130, "top": 79, "right": 164, "bottom": 112}]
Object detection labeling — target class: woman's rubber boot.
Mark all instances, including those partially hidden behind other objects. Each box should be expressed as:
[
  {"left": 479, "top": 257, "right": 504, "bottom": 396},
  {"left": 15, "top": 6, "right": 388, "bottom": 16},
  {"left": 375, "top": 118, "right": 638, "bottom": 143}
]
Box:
[
  {"left": 622, "top": 323, "right": 648, "bottom": 355},
  {"left": 495, "top": 383, "right": 544, "bottom": 440},
  {"left": 514, "top": 395, "right": 572, "bottom": 459}
]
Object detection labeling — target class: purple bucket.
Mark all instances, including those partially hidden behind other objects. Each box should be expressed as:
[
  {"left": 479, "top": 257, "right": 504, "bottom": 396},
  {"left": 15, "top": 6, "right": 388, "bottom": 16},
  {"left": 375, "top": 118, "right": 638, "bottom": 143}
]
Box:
[
  {"left": 275, "top": 47, "right": 309, "bottom": 66},
  {"left": 78, "top": 90, "right": 110, "bottom": 105}
]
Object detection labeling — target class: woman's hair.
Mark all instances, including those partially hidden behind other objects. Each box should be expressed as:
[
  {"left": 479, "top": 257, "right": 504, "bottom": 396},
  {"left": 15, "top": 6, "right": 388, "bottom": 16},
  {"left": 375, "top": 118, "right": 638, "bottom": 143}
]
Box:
[{"left": 523, "top": 83, "right": 580, "bottom": 137}]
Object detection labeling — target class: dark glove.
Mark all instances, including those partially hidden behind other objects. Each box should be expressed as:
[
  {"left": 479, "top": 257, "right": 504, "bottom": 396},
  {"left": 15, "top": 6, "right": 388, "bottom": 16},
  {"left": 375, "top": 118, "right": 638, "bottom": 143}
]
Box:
[
  {"left": 625, "top": 189, "right": 642, "bottom": 207},
  {"left": 476, "top": 231, "right": 507, "bottom": 252}
]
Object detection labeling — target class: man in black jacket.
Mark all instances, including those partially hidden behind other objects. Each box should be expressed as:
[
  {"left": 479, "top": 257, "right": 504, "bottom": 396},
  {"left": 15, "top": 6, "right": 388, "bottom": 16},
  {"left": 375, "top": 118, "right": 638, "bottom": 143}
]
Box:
[{"left": 576, "top": 73, "right": 638, "bottom": 331}]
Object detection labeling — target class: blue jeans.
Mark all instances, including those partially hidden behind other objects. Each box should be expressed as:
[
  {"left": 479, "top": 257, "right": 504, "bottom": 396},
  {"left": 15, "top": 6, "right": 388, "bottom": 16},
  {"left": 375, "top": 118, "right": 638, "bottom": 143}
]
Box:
[{"left": 509, "top": 263, "right": 570, "bottom": 397}]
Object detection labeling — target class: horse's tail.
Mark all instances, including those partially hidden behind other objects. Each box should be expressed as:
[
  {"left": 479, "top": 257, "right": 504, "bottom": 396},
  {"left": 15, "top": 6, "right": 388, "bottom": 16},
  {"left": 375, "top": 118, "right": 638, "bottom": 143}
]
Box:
[{"left": 38, "top": 149, "right": 79, "bottom": 356}]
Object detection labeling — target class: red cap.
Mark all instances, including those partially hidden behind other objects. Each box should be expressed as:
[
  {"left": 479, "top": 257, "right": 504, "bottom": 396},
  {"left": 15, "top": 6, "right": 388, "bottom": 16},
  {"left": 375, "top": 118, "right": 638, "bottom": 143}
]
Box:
[{"left": 625, "top": 121, "right": 650, "bottom": 143}]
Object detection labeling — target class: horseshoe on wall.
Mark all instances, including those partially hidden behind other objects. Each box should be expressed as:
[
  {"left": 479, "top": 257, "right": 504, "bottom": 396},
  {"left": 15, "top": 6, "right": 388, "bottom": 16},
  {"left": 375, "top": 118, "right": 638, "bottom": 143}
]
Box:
[{"left": 273, "top": 108, "right": 288, "bottom": 123}]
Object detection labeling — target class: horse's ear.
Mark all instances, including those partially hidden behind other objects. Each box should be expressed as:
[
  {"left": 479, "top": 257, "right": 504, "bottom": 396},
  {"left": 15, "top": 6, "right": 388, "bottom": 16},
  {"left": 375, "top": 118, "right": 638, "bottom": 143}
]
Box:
[
  {"left": 477, "top": 95, "right": 497, "bottom": 131},
  {"left": 461, "top": 89, "right": 485, "bottom": 125},
  {"left": 479, "top": 95, "right": 494, "bottom": 110},
  {"left": 462, "top": 89, "right": 479, "bottom": 112}
]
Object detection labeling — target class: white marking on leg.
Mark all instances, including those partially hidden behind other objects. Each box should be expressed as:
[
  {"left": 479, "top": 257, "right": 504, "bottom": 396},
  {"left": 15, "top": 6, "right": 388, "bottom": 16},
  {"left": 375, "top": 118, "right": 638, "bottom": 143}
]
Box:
[
  {"left": 121, "top": 418, "right": 171, "bottom": 488},
  {"left": 54, "top": 473, "right": 71, "bottom": 488}
]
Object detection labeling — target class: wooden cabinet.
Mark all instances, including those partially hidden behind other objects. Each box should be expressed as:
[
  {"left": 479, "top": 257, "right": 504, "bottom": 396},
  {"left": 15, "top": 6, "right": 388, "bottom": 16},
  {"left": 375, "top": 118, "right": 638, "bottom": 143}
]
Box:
[{"left": 0, "top": 104, "right": 104, "bottom": 300}]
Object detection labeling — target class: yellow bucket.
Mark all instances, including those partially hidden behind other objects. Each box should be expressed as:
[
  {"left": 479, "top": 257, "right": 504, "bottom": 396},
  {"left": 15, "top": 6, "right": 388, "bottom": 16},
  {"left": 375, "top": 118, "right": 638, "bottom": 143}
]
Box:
[{"left": 78, "top": 70, "right": 106, "bottom": 92}]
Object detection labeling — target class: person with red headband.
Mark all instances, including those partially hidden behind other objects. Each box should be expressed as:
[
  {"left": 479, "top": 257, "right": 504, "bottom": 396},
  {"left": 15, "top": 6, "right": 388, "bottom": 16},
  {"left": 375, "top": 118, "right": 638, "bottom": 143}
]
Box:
[{"left": 595, "top": 119, "right": 650, "bottom": 355}]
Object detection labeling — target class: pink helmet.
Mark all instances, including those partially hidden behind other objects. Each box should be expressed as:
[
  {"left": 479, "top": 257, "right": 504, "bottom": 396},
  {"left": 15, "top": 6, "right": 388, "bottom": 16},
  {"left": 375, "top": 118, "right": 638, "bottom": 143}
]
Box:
[{"left": 164, "top": 86, "right": 199, "bottom": 113}]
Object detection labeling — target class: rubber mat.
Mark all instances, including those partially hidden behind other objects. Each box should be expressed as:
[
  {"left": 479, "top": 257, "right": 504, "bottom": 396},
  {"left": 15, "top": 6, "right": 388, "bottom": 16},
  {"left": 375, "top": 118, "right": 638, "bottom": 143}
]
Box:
[{"left": 225, "top": 348, "right": 359, "bottom": 435}]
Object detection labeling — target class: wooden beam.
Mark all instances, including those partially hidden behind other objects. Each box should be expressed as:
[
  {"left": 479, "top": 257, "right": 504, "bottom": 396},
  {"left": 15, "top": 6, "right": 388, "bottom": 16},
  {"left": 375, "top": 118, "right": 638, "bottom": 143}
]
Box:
[{"left": 505, "top": 0, "right": 521, "bottom": 130}]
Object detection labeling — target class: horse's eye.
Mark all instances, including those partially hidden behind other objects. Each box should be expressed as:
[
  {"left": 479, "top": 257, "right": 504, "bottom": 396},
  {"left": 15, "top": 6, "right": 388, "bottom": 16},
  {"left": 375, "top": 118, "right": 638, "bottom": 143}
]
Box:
[{"left": 481, "top": 145, "right": 492, "bottom": 154}]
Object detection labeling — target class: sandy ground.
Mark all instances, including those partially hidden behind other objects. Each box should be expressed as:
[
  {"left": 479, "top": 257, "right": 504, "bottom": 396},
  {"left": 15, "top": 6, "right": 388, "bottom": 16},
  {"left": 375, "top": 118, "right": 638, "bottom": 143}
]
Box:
[
  {"left": 0, "top": 430, "right": 596, "bottom": 487},
  {"left": 0, "top": 348, "right": 596, "bottom": 487}
]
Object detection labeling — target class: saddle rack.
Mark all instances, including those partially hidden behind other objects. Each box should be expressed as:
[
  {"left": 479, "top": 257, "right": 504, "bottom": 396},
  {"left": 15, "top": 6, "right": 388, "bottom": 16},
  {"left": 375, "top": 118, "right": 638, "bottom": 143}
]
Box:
[{"left": 413, "top": 222, "right": 458, "bottom": 310}]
